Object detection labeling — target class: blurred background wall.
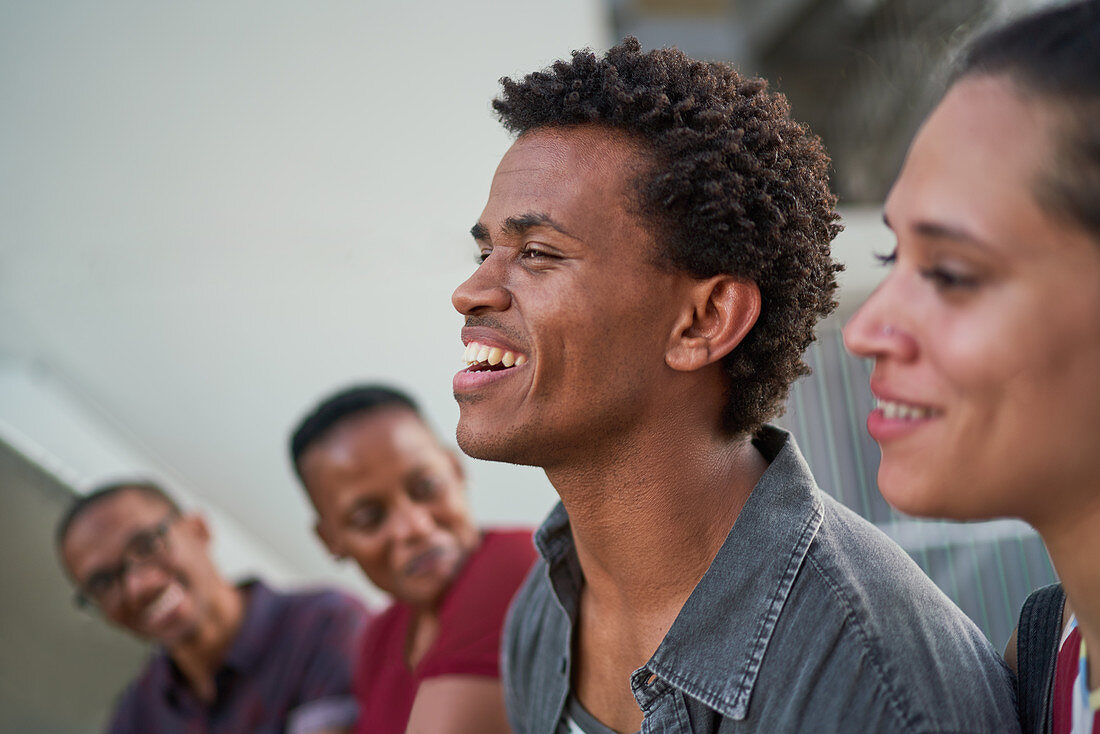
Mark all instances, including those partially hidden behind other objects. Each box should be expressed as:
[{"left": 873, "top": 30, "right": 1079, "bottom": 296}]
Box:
[{"left": 0, "top": 1, "right": 1057, "bottom": 731}]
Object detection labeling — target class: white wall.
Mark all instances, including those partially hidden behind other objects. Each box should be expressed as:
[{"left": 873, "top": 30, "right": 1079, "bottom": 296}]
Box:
[
  {"left": 0, "top": 0, "right": 608, "bottom": 599},
  {"left": 0, "top": 0, "right": 898, "bottom": 604},
  {"left": 0, "top": 360, "right": 301, "bottom": 584}
]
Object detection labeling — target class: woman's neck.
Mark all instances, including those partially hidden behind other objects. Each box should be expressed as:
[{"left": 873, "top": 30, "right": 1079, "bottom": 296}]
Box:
[
  {"left": 405, "top": 607, "right": 441, "bottom": 669},
  {"left": 1038, "top": 499, "right": 1100, "bottom": 691}
]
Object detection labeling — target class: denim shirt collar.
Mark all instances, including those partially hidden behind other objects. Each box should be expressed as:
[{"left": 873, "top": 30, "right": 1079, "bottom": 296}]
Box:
[{"left": 533, "top": 425, "right": 824, "bottom": 721}]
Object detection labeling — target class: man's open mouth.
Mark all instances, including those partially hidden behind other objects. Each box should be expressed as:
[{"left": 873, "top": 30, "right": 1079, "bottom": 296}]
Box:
[{"left": 463, "top": 340, "right": 527, "bottom": 373}]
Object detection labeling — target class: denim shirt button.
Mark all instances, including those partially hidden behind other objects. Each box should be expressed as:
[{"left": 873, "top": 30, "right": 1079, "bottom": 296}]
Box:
[{"left": 560, "top": 656, "right": 567, "bottom": 674}]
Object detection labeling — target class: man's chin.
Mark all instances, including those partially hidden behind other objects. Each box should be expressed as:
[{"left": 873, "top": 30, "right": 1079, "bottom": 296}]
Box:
[
  {"left": 455, "top": 424, "right": 539, "bottom": 466},
  {"left": 140, "top": 615, "right": 201, "bottom": 648}
]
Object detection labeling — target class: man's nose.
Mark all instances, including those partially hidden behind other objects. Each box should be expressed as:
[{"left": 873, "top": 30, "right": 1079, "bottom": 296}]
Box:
[
  {"left": 120, "top": 556, "right": 169, "bottom": 603},
  {"left": 452, "top": 251, "right": 512, "bottom": 315}
]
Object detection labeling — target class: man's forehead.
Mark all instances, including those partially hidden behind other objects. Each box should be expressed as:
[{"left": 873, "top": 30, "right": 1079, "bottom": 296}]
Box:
[
  {"left": 482, "top": 127, "right": 643, "bottom": 227},
  {"left": 63, "top": 490, "right": 170, "bottom": 556},
  {"left": 500, "top": 126, "right": 642, "bottom": 173}
]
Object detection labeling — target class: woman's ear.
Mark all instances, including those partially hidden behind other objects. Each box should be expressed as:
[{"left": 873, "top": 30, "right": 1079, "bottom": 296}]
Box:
[
  {"left": 448, "top": 448, "right": 466, "bottom": 484},
  {"left": 314, "top": 520, "right": 343, "bottom": 560},
  {"left": 665, "top": 275, "right": 761, "bottom": 372}
]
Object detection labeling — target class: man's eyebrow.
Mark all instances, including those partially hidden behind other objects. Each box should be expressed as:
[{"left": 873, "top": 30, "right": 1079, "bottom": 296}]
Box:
[
  {"left": 470, "top": 212, "right": 576, "bottom": 243},
  {"left": 502, "top": 212, "right": 574, "bottom": 239}
]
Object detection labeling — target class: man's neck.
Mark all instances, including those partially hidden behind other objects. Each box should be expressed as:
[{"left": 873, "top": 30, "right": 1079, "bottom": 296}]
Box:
[
  {"left": 553, "top": 424, "right": 769, "bottom": 734},
  {"left": 549, "top": 426, "right": 768, "bottom": 621},
  {"left": 169, "top": 582, "right": 247, "bottom": 704}
]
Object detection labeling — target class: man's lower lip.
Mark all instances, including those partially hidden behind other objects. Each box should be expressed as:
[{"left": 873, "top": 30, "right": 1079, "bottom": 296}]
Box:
[
  {"left": 452, "top": 366, "right": 520, "bottom": 392},
  {"left": 866, "top": 409, "right": 934, "bottom": 442}
]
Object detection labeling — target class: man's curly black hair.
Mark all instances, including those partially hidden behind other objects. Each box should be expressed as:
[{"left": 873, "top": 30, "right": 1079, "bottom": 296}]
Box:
[{"left": 492, "top": 37, "right": 843, "bottom": 436}]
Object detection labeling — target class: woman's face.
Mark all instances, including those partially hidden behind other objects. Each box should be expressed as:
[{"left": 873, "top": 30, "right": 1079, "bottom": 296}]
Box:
[
  {"left": 298, "top": 408, "right": 480, "bottom": 610},
  {"left": 844, "top": 75, "right": 1100, "bottom": 526}
]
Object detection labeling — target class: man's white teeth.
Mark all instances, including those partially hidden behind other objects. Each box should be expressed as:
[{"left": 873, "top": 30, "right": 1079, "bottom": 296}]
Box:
[
  {"left": 463, "top": 341, "right": 526, "bottom": 368},
  {"left": 143, "top": 584, "right": 184, "bottom": 624},
  {"left": 877, "top": 398, "right": 933, "bottom": 420}
]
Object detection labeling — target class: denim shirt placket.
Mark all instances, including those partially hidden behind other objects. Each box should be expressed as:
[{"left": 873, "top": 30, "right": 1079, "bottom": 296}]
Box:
[{"left": 533, "top": 428, "right": 824, "bottom": 732}]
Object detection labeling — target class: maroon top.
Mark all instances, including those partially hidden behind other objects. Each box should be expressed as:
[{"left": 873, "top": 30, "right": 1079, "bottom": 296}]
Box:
[
  {"left": 1052, "top": 623, "right": 1100, "bottom": 734},
  {"left": 353, "top": 529, "right": 537, "bottom": 734}
]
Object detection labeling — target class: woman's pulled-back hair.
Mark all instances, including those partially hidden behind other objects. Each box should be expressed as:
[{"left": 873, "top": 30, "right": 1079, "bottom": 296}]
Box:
[{"left": 956, "top": 0, "right": 1100, "bottom": 240}]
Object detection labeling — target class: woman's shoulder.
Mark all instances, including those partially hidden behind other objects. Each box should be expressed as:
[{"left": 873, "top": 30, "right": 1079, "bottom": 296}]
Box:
[
  {"left": 443, "top": 528, "right": 538, "bottom": 613},
  {"left": 478, "top": 527, "right": 537, "bottom": 556}
]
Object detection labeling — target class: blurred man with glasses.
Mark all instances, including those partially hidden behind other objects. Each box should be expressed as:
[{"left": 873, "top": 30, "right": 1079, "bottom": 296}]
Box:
[{"left": 56, "top": 481, "right": 368, "bottom": 734}]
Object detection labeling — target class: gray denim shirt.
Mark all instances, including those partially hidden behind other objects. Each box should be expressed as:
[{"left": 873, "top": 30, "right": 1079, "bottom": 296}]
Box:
[{"left": 502, "top": 427, "right": 1019, "bottom": 733}]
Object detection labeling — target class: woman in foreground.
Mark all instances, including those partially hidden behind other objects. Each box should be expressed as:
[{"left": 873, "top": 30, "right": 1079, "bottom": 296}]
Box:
[{"left": 843, "top": 2, "right": 1100, "bottom": 732}]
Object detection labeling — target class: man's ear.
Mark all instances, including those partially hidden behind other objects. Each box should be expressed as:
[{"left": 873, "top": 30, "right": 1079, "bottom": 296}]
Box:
[
  {"left": 180, "top": 512, "right": 213, "bottom": 546},
  {"left": 314, "top": 520, "right": 342, "bottom": 559},
  {"left": 666, "top": 275, "right": 761, "bottom": 372}
]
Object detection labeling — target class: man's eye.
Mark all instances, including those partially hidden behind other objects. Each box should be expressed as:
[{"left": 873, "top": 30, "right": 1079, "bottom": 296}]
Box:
[
  {"left": 520, "top": 245, "right": 556, "bottom": 260},
  {"left": 85, "top": 572, "right": 116, "bottom": 597},
  {"left": 129, "top": 531, "right": 160, "bottom": 559},
  {"left": 474, "top": 250, "right": 491, "bottom": 265}
]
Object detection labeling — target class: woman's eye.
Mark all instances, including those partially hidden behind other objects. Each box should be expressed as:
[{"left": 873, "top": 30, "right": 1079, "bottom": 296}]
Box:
[
  {"left": 348, "top": 507, "right": 382, "bottom": 531},
  {"left": 920, "top": 267, "right": 979, "bottom": 291},
  {"left": 874, "top": 248, "right": 897, "bottom": 267},
  {"left": 410, "top": 477, "right": 440, "bottom": 501}
]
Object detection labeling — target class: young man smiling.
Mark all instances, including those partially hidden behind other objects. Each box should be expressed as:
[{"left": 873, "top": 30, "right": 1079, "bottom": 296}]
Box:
[
  {"left": 451, "top": 39, "right": 1019, "bottom": 733},
  {"left": 57, "top": 482, "right": 367, "bottom": 734}
]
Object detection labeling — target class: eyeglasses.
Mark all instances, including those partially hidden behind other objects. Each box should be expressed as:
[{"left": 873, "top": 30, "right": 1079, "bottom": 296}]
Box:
[{"left": 74, "top": 514, "right": 177, "bottom": 610}]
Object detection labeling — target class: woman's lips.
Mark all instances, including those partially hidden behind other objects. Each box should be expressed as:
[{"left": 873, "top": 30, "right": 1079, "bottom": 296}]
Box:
[
  {"left": 866, "top": 397, "right": 940, "bottom": 443},
  {"left": 403, "top": 546, "right": 449, "bottom": 577}
]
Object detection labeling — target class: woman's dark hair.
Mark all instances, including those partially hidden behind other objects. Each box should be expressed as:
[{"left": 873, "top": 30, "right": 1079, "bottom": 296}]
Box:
[
  {"left": 956, "top": 0, "right": 1100, "bottom": 240},
  {"left": 493, "top": 38, "right": 843, "bottom": 436},
  {"left": 290, "top": 384, "right": 420, "bottom": 476}
]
